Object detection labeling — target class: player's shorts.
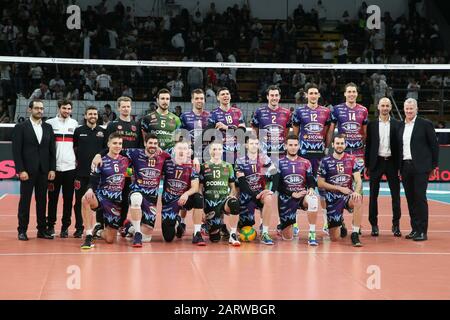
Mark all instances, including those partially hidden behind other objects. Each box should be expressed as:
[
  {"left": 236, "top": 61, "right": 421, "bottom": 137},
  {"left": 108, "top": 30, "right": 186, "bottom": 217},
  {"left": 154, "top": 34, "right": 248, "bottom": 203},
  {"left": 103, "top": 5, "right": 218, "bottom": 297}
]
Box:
[
  {"left": 238, "top": 191, "right": 264, "bottom": 228},
  {"left": 95, "top": 192, "right": 122, "bottom": 230},
  {"left": 161, "top": 192, "right": 204, "bottom": 222},
  {"left": 324, "top": 193, "right": 353, "bottom": 229},
  {"left": 278, "top": 193, "right": 307, "bottom": 230},
  {"left": 129, "top": 191, "right": 158, "bottom": 228},
  {"left": 204, "top": 196, "right": 234, "bottom": 232}
]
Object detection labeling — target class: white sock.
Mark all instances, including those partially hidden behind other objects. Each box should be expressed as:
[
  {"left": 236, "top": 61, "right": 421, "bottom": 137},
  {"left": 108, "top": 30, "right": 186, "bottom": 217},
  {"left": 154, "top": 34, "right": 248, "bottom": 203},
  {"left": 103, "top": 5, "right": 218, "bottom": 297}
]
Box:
[
  {"left": 230, "top": 227, "right": 237, "bottom": 235},
  {"left": 131, "top": 220, "right": 141, "bottom": 233},
  {"left": 194, "top": 224, "right": 201, "bottom": 234},
  {"left": 262, "top": 225, "right": 269, "bottom": 234},
  {"left": 322, "top": 209, "right": 327, "bottom": 222},
  {"left": 352, "top": 225, "right": 360, "bottom": 233},
  {"left": 309, "top": 224, "right": 315, "bottom": 232},
  {"left": 142, "top": 234, "right": 152, "bottom": 242},
  {"left": 86, "top": 229, "right": 93, "bottom": 236}
]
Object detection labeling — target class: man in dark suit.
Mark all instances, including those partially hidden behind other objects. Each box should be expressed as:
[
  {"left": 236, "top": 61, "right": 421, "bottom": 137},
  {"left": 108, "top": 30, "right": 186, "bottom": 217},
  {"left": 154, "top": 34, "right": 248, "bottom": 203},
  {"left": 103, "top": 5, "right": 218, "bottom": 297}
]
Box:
[
  {"left": 399, "top": 98, "right": 439, "bottom": 241},
  {"left": 12, "top": 99, "right": 56, "bottom": 240},
  {"left": 365, "top": 97, "right": 402, "bottom": 237}
]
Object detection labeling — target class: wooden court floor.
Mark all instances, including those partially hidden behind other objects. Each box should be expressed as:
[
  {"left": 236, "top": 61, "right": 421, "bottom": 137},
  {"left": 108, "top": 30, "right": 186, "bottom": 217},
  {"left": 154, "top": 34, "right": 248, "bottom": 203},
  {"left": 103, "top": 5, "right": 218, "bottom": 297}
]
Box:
[{"left": 1, "top": 192, "right": 449, "bottom": 300}]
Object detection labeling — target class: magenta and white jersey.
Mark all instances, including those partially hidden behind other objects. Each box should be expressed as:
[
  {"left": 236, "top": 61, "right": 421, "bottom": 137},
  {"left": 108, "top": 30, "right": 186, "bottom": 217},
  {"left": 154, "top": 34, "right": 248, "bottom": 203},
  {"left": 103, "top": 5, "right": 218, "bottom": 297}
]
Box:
[
  {"left": 180, "top": 110, "right": 210, "bottom": 142},
  {"left": 318, "top": 153, "right": 363, "bottom": 197},
  {"left": 278, "top": 156, "right": 314, "bottom": 193},
  {"left": 292, "top": 105, "right": 331, "bottom": 156},
  {"left": 162, "top": 159, "right": 199, "bottom": 201},
  {"left": 331, "top": 103, "right": 368, "bottom": 157},
  {"left": 208, "top": 106, "right": 245, "bottom": 152},
  {"left": 251, "top": 105, "right": 291, "bottom": 154},
  {"left": 235, "top": 154, "right": 272, "bottom": 194},
  {"left": 91, "top": 155, "right": 130, "bottom": 202},
  {"left": 124, "top": 149, "right": 170, "bottom": 197}
]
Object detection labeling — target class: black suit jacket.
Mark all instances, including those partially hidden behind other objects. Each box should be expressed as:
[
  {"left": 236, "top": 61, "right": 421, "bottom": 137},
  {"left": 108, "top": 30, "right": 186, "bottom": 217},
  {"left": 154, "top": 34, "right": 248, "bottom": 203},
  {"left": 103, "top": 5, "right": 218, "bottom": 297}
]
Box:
[
  {"left": 12, "top": 119, "right": 56, "bottom": 175},
  {"left": 398, "top": 117, "right": 439, "bottom": 173},
  {"left": 364, "top": 118, "right": 401, "bottom": 172}
]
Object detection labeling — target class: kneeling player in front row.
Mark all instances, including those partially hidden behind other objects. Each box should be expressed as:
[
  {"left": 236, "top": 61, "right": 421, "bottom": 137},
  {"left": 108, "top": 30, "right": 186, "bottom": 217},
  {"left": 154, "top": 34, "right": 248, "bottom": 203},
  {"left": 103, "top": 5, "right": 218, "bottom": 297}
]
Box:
[
  {"left": 235, "top": 135, "right": 278, "bottom": 245},
  {"left": 161, "top": 140, "right": 205, "bottom": 244},
  {"left": 317, "top": 134, "right": 363, "bottom": 247},
  {"left": 278, "top": 134, "right": 319, "bottom": 245},
  {"left": 81, "top": 133, "right": 130, "bottom": 248},
  {"left": 199, "top": 141, "right": 241, "bottom": 246}
]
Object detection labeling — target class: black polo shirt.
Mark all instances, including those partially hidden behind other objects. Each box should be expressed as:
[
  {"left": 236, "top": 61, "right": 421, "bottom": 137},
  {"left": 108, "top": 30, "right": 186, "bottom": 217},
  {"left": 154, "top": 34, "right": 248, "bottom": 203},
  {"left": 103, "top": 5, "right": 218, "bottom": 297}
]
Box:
[{"left": 73, "top": 124, "right": 106, "bottom": 177}]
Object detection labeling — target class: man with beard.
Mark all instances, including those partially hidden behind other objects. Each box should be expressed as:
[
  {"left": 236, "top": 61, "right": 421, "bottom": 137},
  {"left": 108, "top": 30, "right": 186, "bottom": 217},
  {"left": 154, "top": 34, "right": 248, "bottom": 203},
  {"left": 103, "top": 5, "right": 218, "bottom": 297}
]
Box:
[
  {"left": 141, "top": 88, "right": 181, "bottom": 153},
  {"left": 13, "top": 99, "right": 56, "bottom": 241},
  {"left": 328, "top": 83, "right": 368, "bottom": 238},
  {"left": 73, "top": 106, "right": 105, "bottom": 238},
  {"left": 277, "top": 134, "right": 319, "bottom": 245},
  {"left": 46, "top": 99, "right": 79, "bottom": 238},
  {"left": 318, "top": 134, "right": 364, "bottom": 247}
]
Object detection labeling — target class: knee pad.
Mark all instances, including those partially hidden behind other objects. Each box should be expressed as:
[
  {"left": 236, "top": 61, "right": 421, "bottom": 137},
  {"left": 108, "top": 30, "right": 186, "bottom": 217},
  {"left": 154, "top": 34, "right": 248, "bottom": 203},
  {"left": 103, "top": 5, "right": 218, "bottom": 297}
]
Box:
[
  {"left": 129, "top": 192, "right": 143, "bottom": 209},
  {"left": 227, "top": 198, "right": 240, "bottom": 215},
  {"left": 162, "top": 219, "right": 176, "bottom": 242}
]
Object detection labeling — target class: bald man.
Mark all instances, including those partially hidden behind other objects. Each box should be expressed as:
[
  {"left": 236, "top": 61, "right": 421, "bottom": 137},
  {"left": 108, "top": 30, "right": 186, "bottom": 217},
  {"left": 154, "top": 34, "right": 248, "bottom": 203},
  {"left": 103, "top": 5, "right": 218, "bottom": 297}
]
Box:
[{"left": 364, "top": 97, "right": 402, "bottom": 237}]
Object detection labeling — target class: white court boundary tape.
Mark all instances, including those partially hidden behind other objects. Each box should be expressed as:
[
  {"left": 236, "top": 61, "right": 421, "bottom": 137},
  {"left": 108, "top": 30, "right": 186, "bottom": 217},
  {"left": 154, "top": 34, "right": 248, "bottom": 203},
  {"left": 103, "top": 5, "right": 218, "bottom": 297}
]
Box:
[
  {"left": 363, "top": 187, "right": 450, "bottom": 195},
  {"left": 2, "top": 55, "right": 450, "bottom": 70},
  {"left": 1, "top": 250, "right": 450, "bottom": 257}
]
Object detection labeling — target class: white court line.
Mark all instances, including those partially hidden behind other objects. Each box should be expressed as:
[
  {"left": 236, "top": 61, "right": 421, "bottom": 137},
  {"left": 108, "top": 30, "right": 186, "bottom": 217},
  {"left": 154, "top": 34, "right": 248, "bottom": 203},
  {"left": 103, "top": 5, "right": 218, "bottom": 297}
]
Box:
[
  {"left": 1, "top": 229, "right": 450, "bottom": 233},
  {"left": 0, "top": 193, "right": 8, "bottom": 200},
  {"left": 1, "top": 250, "right": 450, "bottom": 257},
  {"left": 0, "top": 214, "right": 443, "bottom": 218},
  {"left": 363, "top": 187, "right": 450, "bottom": 195},
  {"left": 429, "top": 199, "right": 450, "bottom": 205}
]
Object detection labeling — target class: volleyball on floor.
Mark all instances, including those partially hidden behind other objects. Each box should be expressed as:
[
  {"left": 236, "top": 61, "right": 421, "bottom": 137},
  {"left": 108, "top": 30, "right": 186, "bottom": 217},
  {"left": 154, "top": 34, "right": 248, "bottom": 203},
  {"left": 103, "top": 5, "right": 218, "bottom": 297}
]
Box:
[{"left": 239, "top": 226, "right": 257, "bottom": 242}]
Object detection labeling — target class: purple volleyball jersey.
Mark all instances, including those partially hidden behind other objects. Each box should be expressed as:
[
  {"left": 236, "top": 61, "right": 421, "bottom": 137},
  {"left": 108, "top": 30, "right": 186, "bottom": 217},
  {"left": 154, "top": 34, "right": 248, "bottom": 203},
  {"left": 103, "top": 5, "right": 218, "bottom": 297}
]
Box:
[
  {"left": 251, "top": 105, "right": 291, "bottom": 154},
  {"left": 292, "top": 105, "right": 331, "bottom": 156},
  {"left": 208, "top": 106, "right": 245, "bottom": 152},
  {"left": 278, "top": 156, "right": 313, "bottom": 193},
  {"left": 94, "top": 155, "right": 130, "bottom": 202},
  {"left": 318, "top": 153, "right": 363, "bottom": 196},
  {"left": 331, "top": 103, "right": 368, "bottom": 157}
]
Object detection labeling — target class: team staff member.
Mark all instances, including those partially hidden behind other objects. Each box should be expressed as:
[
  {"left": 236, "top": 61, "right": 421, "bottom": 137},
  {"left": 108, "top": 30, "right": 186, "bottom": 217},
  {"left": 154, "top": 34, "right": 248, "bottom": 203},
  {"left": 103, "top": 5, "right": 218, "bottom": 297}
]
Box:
[
  {"left": 73, "top": 106, "right": 105, "bottom": 238},
  {"left": 46, "top": 99, "right": 78, "bottom": 238},
  {"left": 13, "top": 99, "right": 56, "bottom": 241},
  {"left": 364, "top": 97, "right": 402, "bottom": 237},
  {"left": 400, "top": 98, "right": 439, "bottom": 241}
]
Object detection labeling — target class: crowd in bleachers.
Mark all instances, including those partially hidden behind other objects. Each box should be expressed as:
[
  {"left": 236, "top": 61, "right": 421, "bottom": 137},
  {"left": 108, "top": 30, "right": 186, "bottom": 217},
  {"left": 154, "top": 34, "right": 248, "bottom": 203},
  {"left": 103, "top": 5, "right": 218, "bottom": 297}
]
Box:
[{"left": 0, "top": 0, "right": 449, "bottom": 124}]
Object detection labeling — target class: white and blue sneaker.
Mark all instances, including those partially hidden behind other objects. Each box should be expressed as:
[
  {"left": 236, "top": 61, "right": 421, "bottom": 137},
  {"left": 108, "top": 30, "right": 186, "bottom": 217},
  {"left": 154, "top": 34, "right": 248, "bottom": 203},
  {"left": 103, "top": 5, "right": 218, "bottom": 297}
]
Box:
[
  {"left": 260, "top": 232, "right": 274, "bottom": 245},
  {"left": 308, "top": 232, "right": 319, "bottom": 246}
]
